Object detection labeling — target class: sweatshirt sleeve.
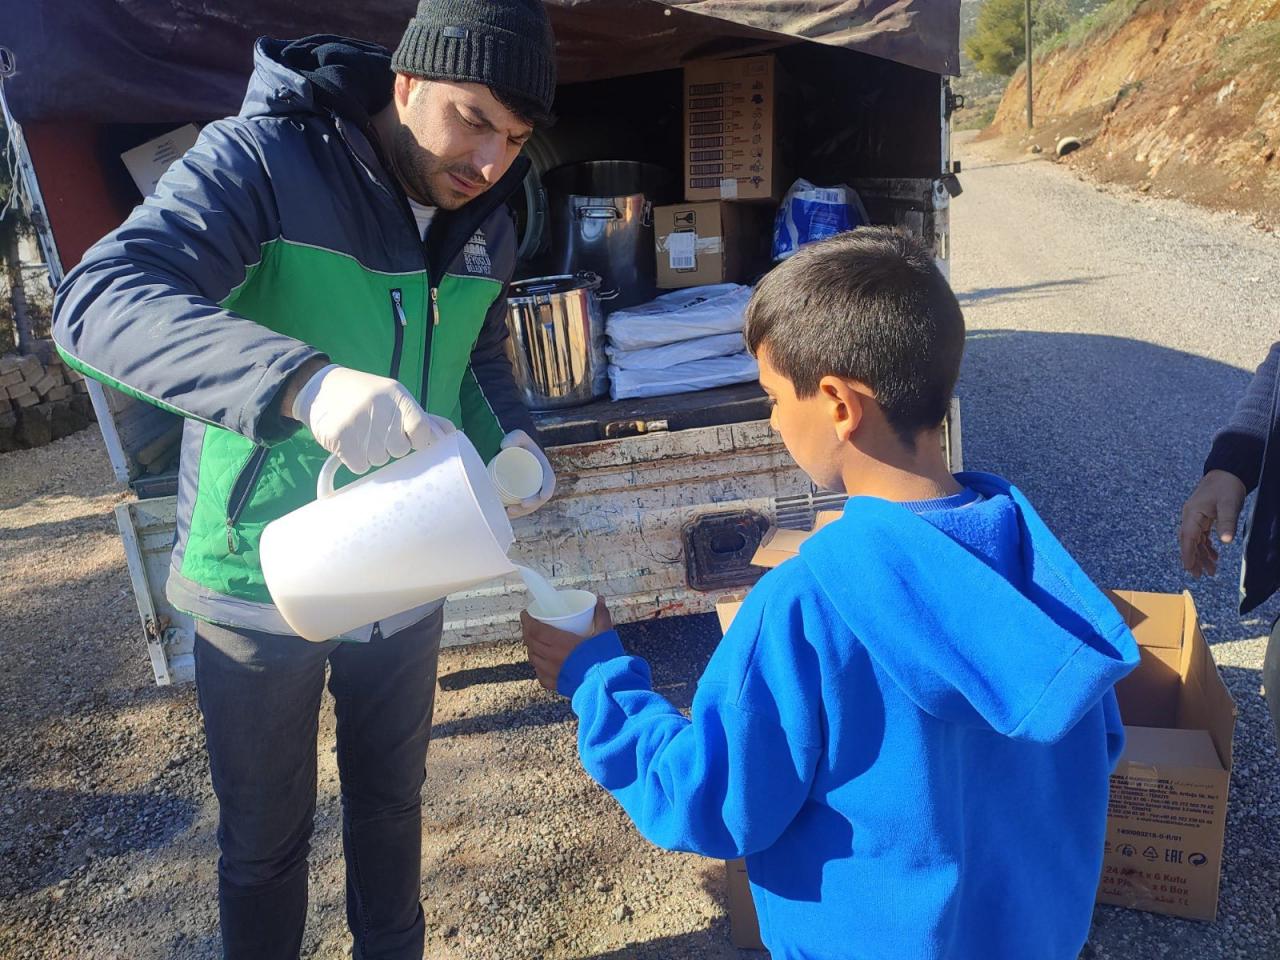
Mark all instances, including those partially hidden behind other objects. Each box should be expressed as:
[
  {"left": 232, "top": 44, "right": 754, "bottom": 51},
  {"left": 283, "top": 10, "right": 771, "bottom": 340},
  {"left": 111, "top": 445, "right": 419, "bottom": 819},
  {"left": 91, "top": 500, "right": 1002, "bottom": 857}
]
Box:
[
  {"left": 52, "top": 118, "right": 322, "bottom": 443},
  {"left": 1203, "top": 341, "right": 1280, "bottom": 491},
  {"left": 557, "top": 582, "right": 823, "bottom": 859}
]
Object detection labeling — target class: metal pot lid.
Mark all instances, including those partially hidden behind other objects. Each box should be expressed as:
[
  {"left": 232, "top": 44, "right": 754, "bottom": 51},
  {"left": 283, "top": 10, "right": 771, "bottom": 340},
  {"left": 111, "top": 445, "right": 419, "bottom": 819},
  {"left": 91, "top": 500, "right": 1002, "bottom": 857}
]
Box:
[{"left": 508, "top": 272, "right": 602, "bottom": 301}]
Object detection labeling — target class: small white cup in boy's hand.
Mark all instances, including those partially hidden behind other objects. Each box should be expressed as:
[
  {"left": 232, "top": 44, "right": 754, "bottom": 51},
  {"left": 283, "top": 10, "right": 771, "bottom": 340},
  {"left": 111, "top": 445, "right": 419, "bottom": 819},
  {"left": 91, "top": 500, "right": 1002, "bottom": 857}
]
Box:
[
  {"left": 521, "top": 596, "right": 614, "bottom": 692},
  {"left": 527, "top": 589, "right": 598, "bottom": 637}
]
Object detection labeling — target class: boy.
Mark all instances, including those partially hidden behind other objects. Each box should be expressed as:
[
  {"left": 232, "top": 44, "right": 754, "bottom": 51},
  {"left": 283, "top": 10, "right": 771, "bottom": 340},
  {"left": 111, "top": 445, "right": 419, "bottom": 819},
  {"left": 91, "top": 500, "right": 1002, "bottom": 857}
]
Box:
[{"left": 521, "top": 227, "right": 1139, "bottom": 959}]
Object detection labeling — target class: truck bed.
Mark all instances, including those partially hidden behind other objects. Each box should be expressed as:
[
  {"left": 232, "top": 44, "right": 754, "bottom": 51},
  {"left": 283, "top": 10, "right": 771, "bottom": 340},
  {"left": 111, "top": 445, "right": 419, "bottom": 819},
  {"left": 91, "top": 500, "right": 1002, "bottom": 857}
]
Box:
[{"left": 533, "top": 382, "right": 769, "bottom": 446}]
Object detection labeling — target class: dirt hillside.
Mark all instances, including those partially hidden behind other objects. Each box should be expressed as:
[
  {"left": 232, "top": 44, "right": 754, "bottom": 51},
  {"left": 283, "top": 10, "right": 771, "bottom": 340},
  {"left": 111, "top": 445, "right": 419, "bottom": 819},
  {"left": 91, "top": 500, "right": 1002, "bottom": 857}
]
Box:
[{"left": 986, "top": 0, "right": 1280, "bottom": 228}]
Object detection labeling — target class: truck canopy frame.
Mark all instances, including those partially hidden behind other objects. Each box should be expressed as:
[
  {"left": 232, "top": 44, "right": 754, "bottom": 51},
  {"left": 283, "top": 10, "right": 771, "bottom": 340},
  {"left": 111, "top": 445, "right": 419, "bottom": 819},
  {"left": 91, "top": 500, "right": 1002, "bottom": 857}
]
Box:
[{"left": 3, "top": 0, "right": 959, "bottom": 125}]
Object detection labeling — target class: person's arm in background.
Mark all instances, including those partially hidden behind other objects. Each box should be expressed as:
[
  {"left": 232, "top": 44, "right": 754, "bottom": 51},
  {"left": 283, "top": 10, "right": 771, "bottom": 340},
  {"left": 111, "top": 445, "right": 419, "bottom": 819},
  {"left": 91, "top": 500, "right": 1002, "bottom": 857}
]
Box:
[{"left": 1180, "top": 341, "right": 1280, "bottom": 576}]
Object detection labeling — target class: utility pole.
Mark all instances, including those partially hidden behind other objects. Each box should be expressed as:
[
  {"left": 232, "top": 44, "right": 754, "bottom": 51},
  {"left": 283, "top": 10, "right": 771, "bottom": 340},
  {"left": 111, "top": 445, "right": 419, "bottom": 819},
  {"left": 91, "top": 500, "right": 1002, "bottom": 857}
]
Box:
[{"left": 1025, "top": 0, "right": 1034, "bottom": 128}]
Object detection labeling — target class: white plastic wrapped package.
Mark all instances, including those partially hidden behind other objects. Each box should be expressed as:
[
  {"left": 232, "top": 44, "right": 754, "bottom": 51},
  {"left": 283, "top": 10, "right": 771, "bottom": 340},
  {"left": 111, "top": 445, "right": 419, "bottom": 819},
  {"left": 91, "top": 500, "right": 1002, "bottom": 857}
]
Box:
[
  {"left": 772, "top": 178, "right": 870, "bottom": 261},
  {"left": 606, "top": 331, "right": 744, "bottom": 370},
  {"left": 608, "top": 352, "right": 759, "bottom": 400},
  {"left": 605, "top": 284, "right": 753, "bottom": 351}
]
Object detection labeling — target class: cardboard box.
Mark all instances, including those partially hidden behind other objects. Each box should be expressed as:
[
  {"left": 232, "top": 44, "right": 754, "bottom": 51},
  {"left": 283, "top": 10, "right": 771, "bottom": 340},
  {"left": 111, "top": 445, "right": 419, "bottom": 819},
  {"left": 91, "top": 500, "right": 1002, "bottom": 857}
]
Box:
[
  {"left": 716, "top": 600, "right": 765, "bottom": 952},
  {"left": 120, "top": 124, "right": 201, "bottom": 198},
  {"left": 1098, "top": 589, "right": 1237, "bottom": 921},
  {"left": 654, "top": 201, "right": 772, "bottom": 289},
  {"left": 725, "top": 859, "right": 765, "bottom": 950},
  {"left": 749, "top": 512, "right": 840, "bottom": 568},
  {"left": 715, "top": 588, "right": 1237, "bottom": 931},
  {"left": 683, "top": 55, "right": 786, "bottom": 203}
]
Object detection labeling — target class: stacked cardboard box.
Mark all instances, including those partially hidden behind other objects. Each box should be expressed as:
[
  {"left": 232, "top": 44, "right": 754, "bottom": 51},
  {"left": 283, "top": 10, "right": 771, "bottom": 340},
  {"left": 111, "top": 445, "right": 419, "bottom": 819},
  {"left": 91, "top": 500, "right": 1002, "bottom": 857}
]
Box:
[
  {"left": 683, "top": 55, "right": 788, "bottom": 204},
  {"left": 714, "top": 530, "right": 1238, "bottom": 947},
  {"left": 653, "top": 201, "right": 773, "bottom": 289},
  {"left": 648, "top": 54, "right": 793, "bottom": 296},
  {"left": 0, "top": 342, "right": 95, "bottom": 451}
]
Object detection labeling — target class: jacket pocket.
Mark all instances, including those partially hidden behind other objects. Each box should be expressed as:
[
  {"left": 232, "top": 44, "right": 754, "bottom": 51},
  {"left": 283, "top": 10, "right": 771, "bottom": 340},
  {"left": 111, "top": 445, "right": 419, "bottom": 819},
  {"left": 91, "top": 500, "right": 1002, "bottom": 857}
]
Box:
[
  {"left": 224, "top": 445, "right": 269, "bottom": 554},
  {"left": 390, "top": 287, "right": 407, "bottom": 380}
]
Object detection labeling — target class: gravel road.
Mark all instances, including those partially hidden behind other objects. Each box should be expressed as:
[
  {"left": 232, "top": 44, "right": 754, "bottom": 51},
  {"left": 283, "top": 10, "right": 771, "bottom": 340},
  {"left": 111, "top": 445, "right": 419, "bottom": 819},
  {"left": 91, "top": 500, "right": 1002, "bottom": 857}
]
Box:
[
  {"left": 952, "top": 133, "right": 1280, "bottom": 959},
  {"left": 1, "top": 133, "right": 1278, "bottom": 959}
]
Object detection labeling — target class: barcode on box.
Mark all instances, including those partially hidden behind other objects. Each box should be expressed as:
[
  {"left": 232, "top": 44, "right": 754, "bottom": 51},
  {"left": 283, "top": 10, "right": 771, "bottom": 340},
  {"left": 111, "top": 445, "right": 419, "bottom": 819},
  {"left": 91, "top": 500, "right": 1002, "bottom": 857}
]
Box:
[
  {"left": 689, "top": 110, "right": 724, "bottom": 124},
  {"left": 690, "top": 123, "right": 724, "bottom": 136},
  {"left": 689, "top": 82, "right": 726, "bottom": 96},
  {"left": 689, "top": 97, "right": 723, "bottom": 110},
  {"left": 667, "top": 231, "right": 697, "bottom": 271},
  {"left": 690, "top": 149, "right": 724, "bottom": 162},
  {"left": 690, "top": 136, "right": 724, "bottom": 149},
  {"left": 690, "top": 162, "right": 725, "bottom": 176}
]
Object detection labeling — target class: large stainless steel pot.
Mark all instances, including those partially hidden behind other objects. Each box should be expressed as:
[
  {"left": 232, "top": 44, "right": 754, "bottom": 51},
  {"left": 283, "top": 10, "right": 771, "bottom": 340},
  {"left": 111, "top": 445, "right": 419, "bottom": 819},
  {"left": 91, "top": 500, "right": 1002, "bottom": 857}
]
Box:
[
  {"left": 542, "top": 161, "right": 678, "bottom": 311},
  {"left": 505, "top": 273, "right": 608, "bottom": 410}
]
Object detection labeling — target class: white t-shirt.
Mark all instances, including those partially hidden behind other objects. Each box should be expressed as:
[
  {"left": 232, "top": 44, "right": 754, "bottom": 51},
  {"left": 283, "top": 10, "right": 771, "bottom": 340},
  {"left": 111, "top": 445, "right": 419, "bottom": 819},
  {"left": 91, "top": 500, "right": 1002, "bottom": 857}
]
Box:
[{"left": 407, "top": 197, "right": 437, "bottom": 241}]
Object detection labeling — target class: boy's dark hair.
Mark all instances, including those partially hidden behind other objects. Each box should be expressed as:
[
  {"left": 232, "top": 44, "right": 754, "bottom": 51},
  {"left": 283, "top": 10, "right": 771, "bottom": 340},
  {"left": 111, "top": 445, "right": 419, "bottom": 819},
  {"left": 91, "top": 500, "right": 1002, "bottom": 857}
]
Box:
[{"left": 744, "top": 227, "right": 965, "bottom": 446}]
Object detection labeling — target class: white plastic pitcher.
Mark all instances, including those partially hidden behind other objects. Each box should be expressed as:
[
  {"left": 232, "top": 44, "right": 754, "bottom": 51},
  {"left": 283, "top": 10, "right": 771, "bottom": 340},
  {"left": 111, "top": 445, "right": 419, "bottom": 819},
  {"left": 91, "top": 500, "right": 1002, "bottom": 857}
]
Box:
[{"left": 260, "top": 432, "right": 516, "bottom": 642}]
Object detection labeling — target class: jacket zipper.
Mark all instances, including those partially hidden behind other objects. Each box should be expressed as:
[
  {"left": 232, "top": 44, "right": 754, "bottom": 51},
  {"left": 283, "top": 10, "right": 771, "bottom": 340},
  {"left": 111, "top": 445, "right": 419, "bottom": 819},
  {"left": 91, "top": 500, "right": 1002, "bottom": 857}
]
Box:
[
  {"left": 225, "top": 445, "right": 269, "bottom": 553},
  {"left": 328, "top": 115, "right": 526, "bottom": 414},
  {"left": 389, "top": 288, "right": 407, "bottom": 380}
]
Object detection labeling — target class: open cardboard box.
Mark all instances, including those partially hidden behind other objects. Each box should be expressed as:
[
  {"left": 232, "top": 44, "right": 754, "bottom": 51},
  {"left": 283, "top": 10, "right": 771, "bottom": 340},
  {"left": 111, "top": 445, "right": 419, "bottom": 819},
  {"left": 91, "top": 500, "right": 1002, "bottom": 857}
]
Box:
[
  {"left": 717, "top": 547, "right": 1237, "bottom": 937},
  {"left": 1100, "top": 589, "right": 1237, "bottom": 921}
]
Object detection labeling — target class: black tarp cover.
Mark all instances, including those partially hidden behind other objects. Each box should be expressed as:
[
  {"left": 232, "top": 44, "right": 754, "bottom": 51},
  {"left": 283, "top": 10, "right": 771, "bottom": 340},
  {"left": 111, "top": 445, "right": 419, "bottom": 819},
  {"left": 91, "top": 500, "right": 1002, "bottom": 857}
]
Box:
[{"left": 3, "top": 1, "right": 959, "bottom": 124}]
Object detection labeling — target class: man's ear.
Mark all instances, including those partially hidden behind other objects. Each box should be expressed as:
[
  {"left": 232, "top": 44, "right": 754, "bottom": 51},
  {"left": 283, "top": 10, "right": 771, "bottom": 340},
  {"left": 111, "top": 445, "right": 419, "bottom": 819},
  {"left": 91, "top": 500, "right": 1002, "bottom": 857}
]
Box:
[
  {"left": 819, "top": 376, "right": 873, "bottom": 443},
  {"left": 394, "top": 73, "right": 418, "bottom": 108}
]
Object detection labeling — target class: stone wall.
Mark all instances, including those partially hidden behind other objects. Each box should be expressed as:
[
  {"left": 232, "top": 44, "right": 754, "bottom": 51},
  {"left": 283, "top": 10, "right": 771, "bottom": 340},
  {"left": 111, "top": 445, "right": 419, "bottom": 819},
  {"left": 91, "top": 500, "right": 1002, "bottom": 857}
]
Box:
[{"left": 0, "top": 341, "right": 96, "bottom": 451}]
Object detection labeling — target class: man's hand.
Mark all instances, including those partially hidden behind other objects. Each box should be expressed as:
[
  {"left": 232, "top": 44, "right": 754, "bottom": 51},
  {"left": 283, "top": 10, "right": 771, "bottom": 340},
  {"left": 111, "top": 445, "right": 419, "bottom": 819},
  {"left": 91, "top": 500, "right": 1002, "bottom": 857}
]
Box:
[
  {"left": 1180, "top": 469, "right": 1248, "bottom": 577},
  {"left": 502, "top": 429, "right": 556, "bottom": 519},
  {"left": 521, "top": 598, "right": 613, "bottom": 692},
  {"left": 289, "top": 364, "right": 448, "bottom": 474}
]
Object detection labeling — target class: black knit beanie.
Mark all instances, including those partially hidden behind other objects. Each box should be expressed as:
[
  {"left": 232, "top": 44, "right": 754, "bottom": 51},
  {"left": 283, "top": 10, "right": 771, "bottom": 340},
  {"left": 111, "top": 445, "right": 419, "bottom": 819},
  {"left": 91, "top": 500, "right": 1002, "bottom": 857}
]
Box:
[{"left": 392, "top": 0, "right": 557, "bottom": 117}]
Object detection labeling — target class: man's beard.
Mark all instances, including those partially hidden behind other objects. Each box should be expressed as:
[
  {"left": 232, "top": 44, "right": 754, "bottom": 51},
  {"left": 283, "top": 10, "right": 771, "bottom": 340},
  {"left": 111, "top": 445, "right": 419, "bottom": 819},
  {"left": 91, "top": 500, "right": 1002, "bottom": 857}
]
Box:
[{"left": 390, "top": 125, "right": 484, "bottom": 210}]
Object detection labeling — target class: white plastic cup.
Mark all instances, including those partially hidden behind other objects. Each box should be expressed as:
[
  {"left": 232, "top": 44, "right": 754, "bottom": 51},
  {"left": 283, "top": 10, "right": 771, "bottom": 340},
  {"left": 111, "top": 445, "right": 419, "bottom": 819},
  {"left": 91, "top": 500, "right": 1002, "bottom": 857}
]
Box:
[
  {"left": 527, "top": 589, "right": 599, "bottom": 638},
  {"left": 489, "top": 446, "right": 543, "bottom": 506}
]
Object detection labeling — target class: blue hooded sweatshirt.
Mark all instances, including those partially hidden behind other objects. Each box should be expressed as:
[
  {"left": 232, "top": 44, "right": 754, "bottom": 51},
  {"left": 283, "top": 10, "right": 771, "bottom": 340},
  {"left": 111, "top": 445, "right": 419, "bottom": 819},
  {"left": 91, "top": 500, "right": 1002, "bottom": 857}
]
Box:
[{"left": 556, "top": 472, "right": 1140, "bottom": 960}]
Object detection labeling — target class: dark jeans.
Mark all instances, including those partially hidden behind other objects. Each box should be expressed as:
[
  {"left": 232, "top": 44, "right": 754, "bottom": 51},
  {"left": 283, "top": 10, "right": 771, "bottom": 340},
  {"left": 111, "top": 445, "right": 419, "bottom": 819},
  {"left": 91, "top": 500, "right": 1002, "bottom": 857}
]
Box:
[{"left": 194, "top": 611, "right": 444, "bottom": 960}]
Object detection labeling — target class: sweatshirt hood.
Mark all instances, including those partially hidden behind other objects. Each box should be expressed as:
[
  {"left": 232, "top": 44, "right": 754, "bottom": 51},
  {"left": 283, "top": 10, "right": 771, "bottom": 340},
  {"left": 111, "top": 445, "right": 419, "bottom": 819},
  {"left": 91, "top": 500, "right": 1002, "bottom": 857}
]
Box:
[
  {"left": 801, "top": 471, "right": 1139, "bottom": 743},
  {"left": 242, "top": 36, "right": 394, "bottom": 125}
]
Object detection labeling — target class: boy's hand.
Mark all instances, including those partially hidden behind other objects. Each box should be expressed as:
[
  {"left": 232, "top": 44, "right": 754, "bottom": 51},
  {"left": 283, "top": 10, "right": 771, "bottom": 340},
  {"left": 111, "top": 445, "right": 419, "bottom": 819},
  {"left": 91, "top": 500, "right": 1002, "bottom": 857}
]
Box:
[
  {"left": 1180, "top": 470, "right": 1248, "bottom": 577},
  {"left": 520, "top": 599, "right": 614, "bottom": 692}
]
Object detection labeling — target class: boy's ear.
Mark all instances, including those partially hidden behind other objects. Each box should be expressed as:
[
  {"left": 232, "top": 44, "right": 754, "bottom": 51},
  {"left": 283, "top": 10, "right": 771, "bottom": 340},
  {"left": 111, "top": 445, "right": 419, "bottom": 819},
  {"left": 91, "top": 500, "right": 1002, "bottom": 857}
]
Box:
[{"left": 819, "top": 376, "right": 874, "bottom": 444}]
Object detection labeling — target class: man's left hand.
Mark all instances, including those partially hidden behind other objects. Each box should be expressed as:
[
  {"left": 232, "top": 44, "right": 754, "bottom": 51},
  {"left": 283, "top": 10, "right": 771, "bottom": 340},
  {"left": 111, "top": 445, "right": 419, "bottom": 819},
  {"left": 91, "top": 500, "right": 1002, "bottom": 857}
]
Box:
[
  {"left": 502, "top": 429, "right": 555, "bottom": 518},
  {"left": 521, "top": 598, "right": 613, "bottom": 692}
]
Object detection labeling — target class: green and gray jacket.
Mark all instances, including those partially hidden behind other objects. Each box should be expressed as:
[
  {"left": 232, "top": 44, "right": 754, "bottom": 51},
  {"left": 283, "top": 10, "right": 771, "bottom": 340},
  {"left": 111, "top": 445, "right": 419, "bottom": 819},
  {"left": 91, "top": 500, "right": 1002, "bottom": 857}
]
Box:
[{"left": 53, "top": 37, "right": 536, "bottom": 638}]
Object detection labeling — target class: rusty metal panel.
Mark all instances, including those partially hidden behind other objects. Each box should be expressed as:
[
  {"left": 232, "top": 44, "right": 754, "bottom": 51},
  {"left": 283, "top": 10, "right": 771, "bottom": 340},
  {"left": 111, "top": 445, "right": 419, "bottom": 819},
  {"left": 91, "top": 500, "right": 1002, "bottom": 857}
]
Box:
[{"left": 443, "top": 418, "right": 810, "bottom": 645}]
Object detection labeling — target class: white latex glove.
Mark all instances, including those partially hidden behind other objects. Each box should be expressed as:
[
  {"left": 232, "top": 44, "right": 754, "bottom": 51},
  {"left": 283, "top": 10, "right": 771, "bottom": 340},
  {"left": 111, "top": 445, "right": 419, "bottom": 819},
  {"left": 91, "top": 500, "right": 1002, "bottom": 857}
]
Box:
[
  {"left": 291, "top": 364, "right": 450, "bottom": 474},
  {"left": 501, "top": 429, "right": 555, "bottom": 518}
]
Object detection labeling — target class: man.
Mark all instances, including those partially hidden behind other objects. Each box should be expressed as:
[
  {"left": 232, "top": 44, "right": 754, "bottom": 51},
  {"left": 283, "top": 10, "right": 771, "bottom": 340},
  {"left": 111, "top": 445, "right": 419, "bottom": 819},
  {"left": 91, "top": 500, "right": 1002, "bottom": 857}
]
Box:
[
  {"left": 1180, "top": 340, "right": 1280, "bottom": 743},
  {"left": 52, "top": 1, "right": 557, "bottom": 956}
]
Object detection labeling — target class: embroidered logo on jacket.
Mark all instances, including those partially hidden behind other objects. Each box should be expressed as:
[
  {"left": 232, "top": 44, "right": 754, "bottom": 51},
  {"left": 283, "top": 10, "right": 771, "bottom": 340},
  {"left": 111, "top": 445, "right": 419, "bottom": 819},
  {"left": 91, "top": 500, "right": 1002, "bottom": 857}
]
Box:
[{"left": 463, "top": 231, "right": 492, "bottom": 275}]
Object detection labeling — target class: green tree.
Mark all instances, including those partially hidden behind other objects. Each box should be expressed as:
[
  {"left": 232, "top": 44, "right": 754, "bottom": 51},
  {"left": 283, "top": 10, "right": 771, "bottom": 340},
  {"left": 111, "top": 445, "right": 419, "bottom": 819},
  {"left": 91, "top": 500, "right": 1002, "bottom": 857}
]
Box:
[{"left": 965, "top": 0, "right": 1072, "bottom": 76}]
